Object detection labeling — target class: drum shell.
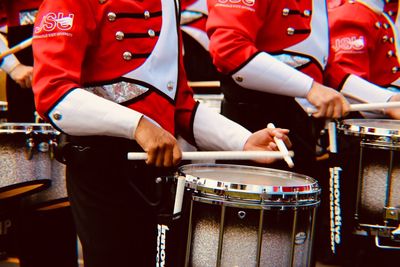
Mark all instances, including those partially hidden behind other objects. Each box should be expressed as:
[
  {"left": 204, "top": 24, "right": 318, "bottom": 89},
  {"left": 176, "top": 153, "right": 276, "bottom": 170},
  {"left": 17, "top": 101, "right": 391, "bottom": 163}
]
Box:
[
  {"left": 178, "top": 164, "right": 320, "bottom": 267},
  {"left": 25, "top": 160, "right": 69, "bottom": 210},
  {"left": 337, "top": 119, "right": 400, "bottom": 226},
  {"left": 0, "top": 131, "right": 52, "bottom": 199},
  {"left": 189, "top": 201, "right": 315, "bottom": 267}
]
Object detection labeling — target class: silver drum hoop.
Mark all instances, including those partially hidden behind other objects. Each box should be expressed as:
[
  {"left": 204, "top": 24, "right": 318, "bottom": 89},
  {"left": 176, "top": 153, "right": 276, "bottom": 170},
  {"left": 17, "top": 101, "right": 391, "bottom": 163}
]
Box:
[
  {"left": 179, "top": 163, "right": 320, "bottom": 209},
  {"left": 0, "top": 122, "right": 57, "bottom": 135},
  {"left": 338, "top": 119, "right": 400, "bottom": 148}
]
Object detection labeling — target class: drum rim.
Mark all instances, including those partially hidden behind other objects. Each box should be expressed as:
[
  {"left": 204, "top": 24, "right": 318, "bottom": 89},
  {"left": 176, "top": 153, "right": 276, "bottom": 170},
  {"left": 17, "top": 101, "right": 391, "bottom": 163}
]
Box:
[
  {"left": 179, "top": 163, "right": 320, "bottom": 204},
  {"left": 0, "top": 179, "right": 51, "bottom": 200},
  {"left": 338, "top": 119, "right": 400, "bottom": 138},
  {"left": 0, "top": 122, "right": 57, "bottom": 134}
]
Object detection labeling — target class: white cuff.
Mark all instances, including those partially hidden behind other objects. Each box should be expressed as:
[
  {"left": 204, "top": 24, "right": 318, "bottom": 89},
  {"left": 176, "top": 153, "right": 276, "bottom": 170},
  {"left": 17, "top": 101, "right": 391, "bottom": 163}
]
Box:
[
  {"left": 49, "top": 88, "right": 143, "bottom": 139},
  {"left": 193, "top": 103, "right": 251, "bottom": 151},
  {"left": 341, "top": 74, "right": 396, "bottom": 104},
  {"left": 232, "top": 52, "right": 313, "bottom": 97}
]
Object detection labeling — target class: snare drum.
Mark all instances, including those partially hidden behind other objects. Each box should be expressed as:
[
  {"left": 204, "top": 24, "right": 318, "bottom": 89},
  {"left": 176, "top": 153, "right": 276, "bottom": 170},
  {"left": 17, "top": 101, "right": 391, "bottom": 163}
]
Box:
[
  {"left": 0, "top": 123, "right": 58, "bottom": 200},
  {"left": 338, "top": 119, "right": 400, "bottom": 240},
  {"left": 180, "top": 164, "right": 320, "bottom": 267}
]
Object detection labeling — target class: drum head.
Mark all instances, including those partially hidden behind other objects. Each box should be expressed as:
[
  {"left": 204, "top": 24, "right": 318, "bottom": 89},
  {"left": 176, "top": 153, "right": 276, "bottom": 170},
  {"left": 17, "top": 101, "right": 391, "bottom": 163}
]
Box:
[
  {"left": 179, "top": 164, "right": 320, "bottom": 208},
  {"left": 338, "top": 119, "right": 400, "bottom": 141}
]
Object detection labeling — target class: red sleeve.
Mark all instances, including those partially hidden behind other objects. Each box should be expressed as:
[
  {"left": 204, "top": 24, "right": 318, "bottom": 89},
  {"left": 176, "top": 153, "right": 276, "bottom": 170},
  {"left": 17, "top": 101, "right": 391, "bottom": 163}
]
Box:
[
  {"left": 206, "top": 0, "right": 266, "bottom": 74},
  {"left": 32, "top": 0, "right": 96, "bottom": 119},
  {"left": 324, "top": 5, "right": 376, "bottom": 89}
]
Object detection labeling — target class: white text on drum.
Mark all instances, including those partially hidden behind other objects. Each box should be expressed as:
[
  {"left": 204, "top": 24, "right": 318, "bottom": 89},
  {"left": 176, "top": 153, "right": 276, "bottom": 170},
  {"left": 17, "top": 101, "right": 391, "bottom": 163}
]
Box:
[
  {"left": 329, "top": 167, "right": 342, "bottom": 254},
  {"left": 156, "top": 224, "right": 169, "bottom": 267}
]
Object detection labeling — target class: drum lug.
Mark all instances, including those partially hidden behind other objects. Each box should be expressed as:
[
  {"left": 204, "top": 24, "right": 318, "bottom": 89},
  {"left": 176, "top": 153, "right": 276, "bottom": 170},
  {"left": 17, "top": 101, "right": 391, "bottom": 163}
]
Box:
[
  {"left": 384, "top": 207, "right": 400, "bottom": 221},
  {"left": 48, "top": 136, "right": 58, "bottom": 160},
  {"left": 237, "top": 210, "right": 246, "bottom": 219},
  {"left": 25, "top": 136, "right": 35, "bottom": 160}
]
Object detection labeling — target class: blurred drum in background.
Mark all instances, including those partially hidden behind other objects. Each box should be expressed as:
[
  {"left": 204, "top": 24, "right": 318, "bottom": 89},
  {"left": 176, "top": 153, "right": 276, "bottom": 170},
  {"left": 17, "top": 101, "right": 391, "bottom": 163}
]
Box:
[
  {"left": 0, "top": 123, "right": 55, "bottom": 200},
  {"left": 180, "top": 163, "right": 320, "bottom": 267},
  {"left": 338, "top": 119, "right": 400, "bottom": 249},
  {"left": 0, "top": 101, "right": 7, "bottom": 122}
]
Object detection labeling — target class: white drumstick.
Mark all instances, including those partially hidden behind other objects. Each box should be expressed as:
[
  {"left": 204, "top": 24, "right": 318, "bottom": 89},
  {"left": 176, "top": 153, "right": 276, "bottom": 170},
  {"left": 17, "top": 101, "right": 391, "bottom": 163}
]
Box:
[
  {"left": 306, "top": 101, "right": 400, "bottom": 114},
  {"left": 187, "top": 81, "right": 220, "bottom": 88},
  {"left": 267, "top": 123, "right": 294, "bottom": 168},
  {"left": 127, "top": 150, "right": 293, "bottom": 161},
  {"left": 0, "top": 37, "right": 33, "bottom": 60}
]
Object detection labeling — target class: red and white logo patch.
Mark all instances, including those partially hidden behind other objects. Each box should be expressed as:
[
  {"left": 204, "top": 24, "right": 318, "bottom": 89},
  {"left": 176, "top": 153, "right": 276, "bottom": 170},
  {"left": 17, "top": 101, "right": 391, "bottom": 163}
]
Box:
[
  {"left": 216, "top": 0, "right": 256, "bottom": 11},
  {"left": 332, "top": 36, "right": 365, "bottom": 53},
  {"left": 34, "top": 12, "right": 74, "bottom": 36}
]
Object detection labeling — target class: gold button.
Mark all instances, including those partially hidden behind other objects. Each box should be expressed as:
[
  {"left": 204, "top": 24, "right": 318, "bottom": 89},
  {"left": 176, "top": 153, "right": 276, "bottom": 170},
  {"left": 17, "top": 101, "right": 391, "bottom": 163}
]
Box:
[
  {"left": 390, "top": 37, "right": 394, "bottom": 43},
  {"left": 375, "top": 22, "right": 381, "bottom": 28},
  {"left": 392, "top": 66, "right": 399, "bottom": 73},
  {"left": 99, "top": 0, "right": 107, "bottom": 4},
  {"left": 52, "top": 111, "right": 62, "bottom": 121},
  {"left": 144, "top": 11, "right": 150, "bottom": 19},
  {"left": 148, "top": 29, "right": 155, "bottom": 38},
  {"left": 303, "top": 10, "right": 311, "bottom": 17},
  {"left": 388, "top": 50, "right": 394, "bottom": 57},
  {"left": 235, "top": 76, "right": 244, "bottom": 82},
  {"left": 123, "top": 51, "right": 132, "bottom": 61},
  {"left": 287, "top": 27, "right": 295, "bottom": 35},
  {"left": 382, "top": 35, "right": 389, "bottom": 42},
  {"left": 383, "top": 23, "right": 390, "bottom": 29},
  {"left": 108, "top": 12, "right": 117, "bottom": 22},
  {"left": 282, "top": 8, "right": 289, "bottom": 16},
  {"left": 115, "top": 31, "right": 124, "bottom": 41}
]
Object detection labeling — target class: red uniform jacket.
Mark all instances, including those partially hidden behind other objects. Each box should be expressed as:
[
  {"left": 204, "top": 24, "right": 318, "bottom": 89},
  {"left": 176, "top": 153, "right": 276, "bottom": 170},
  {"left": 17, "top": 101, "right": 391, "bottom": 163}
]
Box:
[
  {"left": 207, "top": 0, "right": 328, "bottom": 84},
  {"left": 325, "top": 0, "right": 400, "bottom": 91},
  {"left": 33, "top": 0, "right": 197, "bottom": 142}
]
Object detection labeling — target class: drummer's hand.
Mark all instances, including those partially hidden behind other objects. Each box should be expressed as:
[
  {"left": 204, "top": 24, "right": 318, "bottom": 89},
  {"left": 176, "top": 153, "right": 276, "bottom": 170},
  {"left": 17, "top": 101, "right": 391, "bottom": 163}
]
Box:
[
  {"left": 244, "top": 127, "right": 291, "bottom": 164},
  {"left": 385, "top": 94, "right": 400, "bottom": 119},
  {"left": 134, "top": 117, "right": 182, "bottom": 167},
  {"left": 306, "top": 81, "right": 350, "bottom": 119},
  {"left": 9, "top": 63, "right": 33, "bottom": 88}
]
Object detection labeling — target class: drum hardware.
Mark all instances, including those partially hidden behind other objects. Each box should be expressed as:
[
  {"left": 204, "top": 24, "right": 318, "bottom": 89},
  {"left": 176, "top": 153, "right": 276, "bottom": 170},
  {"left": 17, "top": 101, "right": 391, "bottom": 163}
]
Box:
[
  {"left": 391, "top": 225, "right": 400, "bottom": 241},
  {"left": 180, "top": 164, "right": 320, "bottom": 267},
  {"left": 384, "top": 207, "right": 399, "bottom": 221},
  {"left": 237, "top": 210, "right": 246, "bottom": 219}
]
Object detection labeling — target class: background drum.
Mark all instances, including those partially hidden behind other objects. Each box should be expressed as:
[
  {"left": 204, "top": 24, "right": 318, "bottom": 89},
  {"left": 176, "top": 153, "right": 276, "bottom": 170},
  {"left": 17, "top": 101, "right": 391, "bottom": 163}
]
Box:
[
  {"left": 0, "top": 123, "right": 56, "bottom": 200},
  {"left": 179, "top": 163, "right": 320, "bottom": 267},
  {"left": 338, "top": 119, "right": 400, "bottom": 249},
  {"left": 0, "top": 101, "right": 7, "bottom": 122}
]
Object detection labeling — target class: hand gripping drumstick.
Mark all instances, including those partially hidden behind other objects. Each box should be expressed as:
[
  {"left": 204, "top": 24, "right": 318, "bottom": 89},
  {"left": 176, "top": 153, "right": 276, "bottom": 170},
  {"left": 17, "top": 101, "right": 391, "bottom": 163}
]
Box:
[
  {"left": 0, "top": 37, "right": 33, "bottom": 60},
  {"left": 267, "top": 123, "right": 295, "bottom": 168},
  {"left": 305, "top": 101, "right": 400, "bottom": 114},
  {"left": 127, "top": 150, "right": 293, "bottom": 161}
]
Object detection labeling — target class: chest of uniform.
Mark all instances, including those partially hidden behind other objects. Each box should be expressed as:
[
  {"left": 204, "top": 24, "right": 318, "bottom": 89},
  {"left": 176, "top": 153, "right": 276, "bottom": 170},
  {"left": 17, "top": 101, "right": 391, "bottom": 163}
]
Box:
[{"left": 259, "top": 0, "right": 313, "bottom": 50}]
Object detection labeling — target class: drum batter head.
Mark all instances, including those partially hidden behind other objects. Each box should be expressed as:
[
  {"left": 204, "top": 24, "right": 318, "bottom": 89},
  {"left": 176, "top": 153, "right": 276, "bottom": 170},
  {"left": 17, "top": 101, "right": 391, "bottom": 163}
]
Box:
[
  {"left": 179, "top": 164, "right": 320, "bottom": 208},
  {"left": 338, "top": 119, "right": 400, "bottom": 146}
]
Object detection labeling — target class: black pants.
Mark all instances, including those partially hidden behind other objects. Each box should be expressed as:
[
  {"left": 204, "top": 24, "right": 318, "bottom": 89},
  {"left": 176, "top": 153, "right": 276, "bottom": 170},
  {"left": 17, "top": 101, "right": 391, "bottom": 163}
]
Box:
[{"left": 63, "top": 136, "right": 179, "bottom": 267}]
